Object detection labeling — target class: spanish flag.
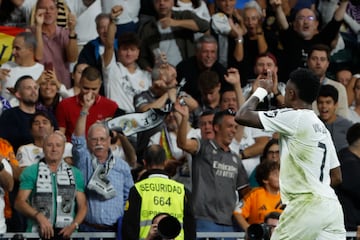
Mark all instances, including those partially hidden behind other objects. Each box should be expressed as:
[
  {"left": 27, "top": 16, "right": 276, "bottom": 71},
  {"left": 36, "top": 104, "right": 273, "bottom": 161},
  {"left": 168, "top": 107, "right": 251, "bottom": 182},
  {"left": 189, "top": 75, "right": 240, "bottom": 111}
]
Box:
[{"left": 0, "top": 26, "right": 25, "bottom": 65}]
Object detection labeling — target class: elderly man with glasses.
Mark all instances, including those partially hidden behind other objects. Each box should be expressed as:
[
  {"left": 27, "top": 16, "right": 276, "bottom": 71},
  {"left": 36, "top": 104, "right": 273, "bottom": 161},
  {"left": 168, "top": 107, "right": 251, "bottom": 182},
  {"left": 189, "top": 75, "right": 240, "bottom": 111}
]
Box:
[{"left": 71, "top": 89, "right": 133, "bottom": 236}]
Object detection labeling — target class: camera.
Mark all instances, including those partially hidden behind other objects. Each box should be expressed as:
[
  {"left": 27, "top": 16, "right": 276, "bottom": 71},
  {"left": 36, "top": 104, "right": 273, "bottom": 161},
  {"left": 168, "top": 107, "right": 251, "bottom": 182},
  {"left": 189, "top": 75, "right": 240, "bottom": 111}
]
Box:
[
  {"left": 247, "top": 223, "right": 271, "bottom": 240},
  {"left": 12, "top": 234, "right": 24, "bottom": 240},
  {"left": 154, "top": 214, "right": 181, "bottom": 240}
]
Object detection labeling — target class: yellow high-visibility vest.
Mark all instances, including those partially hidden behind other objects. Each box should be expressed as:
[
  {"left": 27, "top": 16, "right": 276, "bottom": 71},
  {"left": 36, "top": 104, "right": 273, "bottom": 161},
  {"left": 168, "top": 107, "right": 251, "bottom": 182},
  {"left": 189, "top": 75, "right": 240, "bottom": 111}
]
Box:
[{"left": 135, "top": 177, "right": 185, "bottom": 240}]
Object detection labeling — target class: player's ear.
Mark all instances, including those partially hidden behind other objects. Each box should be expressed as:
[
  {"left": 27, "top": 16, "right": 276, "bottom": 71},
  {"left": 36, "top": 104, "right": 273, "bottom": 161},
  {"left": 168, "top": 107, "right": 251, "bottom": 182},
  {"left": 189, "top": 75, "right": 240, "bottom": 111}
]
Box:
[{"left": 288, "top": 89, "right": 296, "bottom": 100}]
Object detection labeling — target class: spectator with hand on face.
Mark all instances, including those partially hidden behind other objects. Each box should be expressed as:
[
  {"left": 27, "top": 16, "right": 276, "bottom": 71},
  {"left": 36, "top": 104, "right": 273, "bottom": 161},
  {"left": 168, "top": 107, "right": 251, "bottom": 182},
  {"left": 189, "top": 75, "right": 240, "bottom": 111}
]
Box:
[
  {"left": 242, "top": 52, "right": 285, "bottom": 111},
  {"left": 35, "top": 68, "right": 62, "bottom": 116},
  {"left": 56, "top": 66, "right": 122, "bottom": 142}
]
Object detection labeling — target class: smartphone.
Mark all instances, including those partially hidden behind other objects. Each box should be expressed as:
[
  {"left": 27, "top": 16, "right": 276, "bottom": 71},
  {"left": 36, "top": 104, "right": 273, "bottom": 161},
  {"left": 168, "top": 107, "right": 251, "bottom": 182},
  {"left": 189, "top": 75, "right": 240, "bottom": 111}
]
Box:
[{"left": 44, "top": 62, "right": 53, "bottom": 71}]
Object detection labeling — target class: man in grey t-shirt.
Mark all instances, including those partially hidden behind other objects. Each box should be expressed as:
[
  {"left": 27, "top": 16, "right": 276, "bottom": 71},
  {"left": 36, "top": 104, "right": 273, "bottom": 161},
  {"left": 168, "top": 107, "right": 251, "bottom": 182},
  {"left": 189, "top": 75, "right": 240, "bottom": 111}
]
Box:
[{"left": 177, "top": 108, "right": 250, "bottom": 239}]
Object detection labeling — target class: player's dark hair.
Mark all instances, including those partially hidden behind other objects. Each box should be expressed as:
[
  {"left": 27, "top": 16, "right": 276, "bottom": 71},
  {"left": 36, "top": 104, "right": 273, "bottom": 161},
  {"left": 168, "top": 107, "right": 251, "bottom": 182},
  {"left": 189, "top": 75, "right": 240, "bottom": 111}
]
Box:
[{"left": 288, "top": 68, "right": 320, "bottom": 104}]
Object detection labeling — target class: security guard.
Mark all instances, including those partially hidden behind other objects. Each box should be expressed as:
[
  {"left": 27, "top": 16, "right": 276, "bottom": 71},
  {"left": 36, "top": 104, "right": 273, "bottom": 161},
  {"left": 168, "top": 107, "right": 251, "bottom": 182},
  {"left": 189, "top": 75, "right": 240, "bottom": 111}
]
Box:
[{"left": 122, "top": 144, "right": 195, "bottom": 240}]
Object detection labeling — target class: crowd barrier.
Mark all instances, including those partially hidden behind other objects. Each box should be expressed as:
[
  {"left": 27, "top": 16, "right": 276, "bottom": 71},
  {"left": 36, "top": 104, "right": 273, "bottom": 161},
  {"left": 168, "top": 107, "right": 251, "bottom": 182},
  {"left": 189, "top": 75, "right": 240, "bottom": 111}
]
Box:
[{"left": 0, "top": 231, "right": 357, "bottom": 239}]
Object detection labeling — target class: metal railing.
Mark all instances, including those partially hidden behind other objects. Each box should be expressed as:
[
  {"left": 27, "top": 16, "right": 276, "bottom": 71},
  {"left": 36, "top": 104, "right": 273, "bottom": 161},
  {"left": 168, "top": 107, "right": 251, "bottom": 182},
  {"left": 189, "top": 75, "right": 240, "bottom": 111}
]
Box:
[{"left": 0, "top": 231, "right": 357, "bottom": 239}]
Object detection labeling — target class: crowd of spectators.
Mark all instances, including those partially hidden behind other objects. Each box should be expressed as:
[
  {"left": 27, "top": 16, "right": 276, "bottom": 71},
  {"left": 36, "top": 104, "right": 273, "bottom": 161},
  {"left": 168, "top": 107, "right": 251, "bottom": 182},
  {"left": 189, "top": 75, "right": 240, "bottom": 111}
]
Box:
[{"left": 0, "top": 0, "right": 360, "bottom": 239}]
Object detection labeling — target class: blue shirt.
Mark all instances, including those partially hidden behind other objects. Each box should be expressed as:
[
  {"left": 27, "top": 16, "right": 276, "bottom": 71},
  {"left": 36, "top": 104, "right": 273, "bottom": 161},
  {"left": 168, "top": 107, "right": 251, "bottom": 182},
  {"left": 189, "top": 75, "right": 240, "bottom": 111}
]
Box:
[
  {"left": 71, "top": 135, "right": 134, "bottom": 225},
  {"left": 206, "top": 0, "right": 248, "bottom": 9}
]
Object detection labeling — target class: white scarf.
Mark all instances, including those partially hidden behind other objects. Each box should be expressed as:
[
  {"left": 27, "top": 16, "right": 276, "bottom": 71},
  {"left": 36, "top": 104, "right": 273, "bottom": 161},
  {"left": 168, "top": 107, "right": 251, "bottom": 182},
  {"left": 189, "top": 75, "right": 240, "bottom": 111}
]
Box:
[{"left": 32, "top": 160, "right": 76, "bottom": 231}]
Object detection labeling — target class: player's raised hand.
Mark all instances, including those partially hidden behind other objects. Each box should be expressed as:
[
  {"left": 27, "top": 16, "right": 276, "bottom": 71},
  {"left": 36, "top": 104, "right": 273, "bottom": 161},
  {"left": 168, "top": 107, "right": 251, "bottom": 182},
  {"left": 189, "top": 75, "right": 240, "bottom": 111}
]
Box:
[{"left": 258, "top": 69, "right": 273, "bottom": 93}]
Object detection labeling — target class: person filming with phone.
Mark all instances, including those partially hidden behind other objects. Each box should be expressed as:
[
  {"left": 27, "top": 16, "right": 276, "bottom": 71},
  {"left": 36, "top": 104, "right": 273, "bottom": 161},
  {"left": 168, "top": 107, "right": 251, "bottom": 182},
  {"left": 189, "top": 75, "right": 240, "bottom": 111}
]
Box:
[{"left": 242, "top": 53, "right": 285, "bottom": 111}]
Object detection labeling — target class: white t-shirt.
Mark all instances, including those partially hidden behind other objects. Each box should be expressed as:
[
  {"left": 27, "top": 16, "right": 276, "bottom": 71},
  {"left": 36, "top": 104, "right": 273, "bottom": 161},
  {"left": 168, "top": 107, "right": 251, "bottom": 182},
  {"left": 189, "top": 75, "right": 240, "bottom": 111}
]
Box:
[
  {"left": 102, "top": 54, "right": 151, "bottom": 113},
  {"left": 172, "top": 0, "right": 210, "bottom": 40},
  {"left": 20, "top": 0, "right": 37, "bottom": 26},
  {"left": 65, "top": 0, "right": 101, "bottom": 45},
  {"left": 230, "top": 127, "right": 272, "bottom": 176},
  {"left": 1, "top": 61, "right": 44, "bottom": 104},
  {"left": 101, "top": 0, "right": 140, "bottom": 24},
  {"left": 172, "top": 0, "right": 211, "bottom": 21},
  {"left": 258, "top": 108, "right": 340, "bottom": 203},
  {"left": 157, "top": 23, "right": 183, "bottom": 67},
  {"left": 17, "top": 142, "right": 73, "bottom": 168},
  {"left": 0, "top": 159, "right": 12, "bottom": 233},
  {"left": 149, "top": 128, "right": 200, "bottom": 191},
  {"left": 348, "top": 106, "right": 360, "bottom": 123}
]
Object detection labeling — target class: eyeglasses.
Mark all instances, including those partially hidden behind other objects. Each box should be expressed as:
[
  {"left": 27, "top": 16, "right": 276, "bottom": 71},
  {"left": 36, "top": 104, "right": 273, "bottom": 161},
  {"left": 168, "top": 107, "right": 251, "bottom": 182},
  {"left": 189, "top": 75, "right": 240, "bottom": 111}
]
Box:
[{"left": 296, "top": 16, "right": 316, "bottom": 21}]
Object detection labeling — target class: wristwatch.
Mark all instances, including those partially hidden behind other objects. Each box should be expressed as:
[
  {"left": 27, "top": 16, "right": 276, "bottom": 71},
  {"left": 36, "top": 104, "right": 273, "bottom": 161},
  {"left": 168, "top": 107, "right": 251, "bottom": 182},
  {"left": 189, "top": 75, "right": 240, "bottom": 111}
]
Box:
[
  {"left": 73, "top": 222, "right": 79, "bottom": 230},
  {"left": 239, "top": 149, "right": 247, "bottom": 159},
  {"left": 69, "top": 33, "right": 77, "bottom": 39},
  {"left": 274, "top": 91, "right": 281, "bottom": 97}
]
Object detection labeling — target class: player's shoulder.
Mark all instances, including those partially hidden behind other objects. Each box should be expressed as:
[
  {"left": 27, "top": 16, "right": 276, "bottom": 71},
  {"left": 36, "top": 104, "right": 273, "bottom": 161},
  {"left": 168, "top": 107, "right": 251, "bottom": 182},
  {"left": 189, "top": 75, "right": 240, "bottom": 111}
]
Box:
[{"left": 260, "top": 108, "right": 298, "bottom": 118}]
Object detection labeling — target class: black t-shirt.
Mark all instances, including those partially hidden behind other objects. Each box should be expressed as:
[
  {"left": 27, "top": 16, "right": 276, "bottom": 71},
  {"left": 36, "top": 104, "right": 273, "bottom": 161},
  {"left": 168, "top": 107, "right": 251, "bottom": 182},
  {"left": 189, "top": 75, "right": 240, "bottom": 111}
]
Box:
[
  {"left": 0, "top": 107, "right": 34, "bottom": 152},
  {"left": 176, "top": 56, "right": 231, "bottom": 102}
]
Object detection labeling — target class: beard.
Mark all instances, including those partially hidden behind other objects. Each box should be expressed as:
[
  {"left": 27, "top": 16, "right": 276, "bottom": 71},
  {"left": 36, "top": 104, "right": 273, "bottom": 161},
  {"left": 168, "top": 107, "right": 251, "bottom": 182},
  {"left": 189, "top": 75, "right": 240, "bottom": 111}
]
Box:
[{"left": 22, "top": 97, "right": 37, "bottom": 107}]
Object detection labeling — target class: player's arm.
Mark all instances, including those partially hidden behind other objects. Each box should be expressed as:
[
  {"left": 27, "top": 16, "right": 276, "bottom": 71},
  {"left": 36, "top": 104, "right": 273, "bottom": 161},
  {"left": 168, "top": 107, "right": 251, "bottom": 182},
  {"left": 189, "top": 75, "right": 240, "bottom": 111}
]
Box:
[
  {"left": 235, "top": 95, "right": 264, "bottom": 129},
  {"left": 235, "top": 73, "right": 273, "bottom": 129},
  {"left": 330, "top": 166, "right": 342, "bottom": 188}
]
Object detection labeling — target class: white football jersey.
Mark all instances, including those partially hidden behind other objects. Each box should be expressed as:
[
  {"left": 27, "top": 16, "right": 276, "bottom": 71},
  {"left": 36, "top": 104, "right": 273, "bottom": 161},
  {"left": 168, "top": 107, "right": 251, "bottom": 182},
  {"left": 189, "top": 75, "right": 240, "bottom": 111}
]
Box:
[{"left": 258, "top": 108, "right": 340, "bottom": 203}]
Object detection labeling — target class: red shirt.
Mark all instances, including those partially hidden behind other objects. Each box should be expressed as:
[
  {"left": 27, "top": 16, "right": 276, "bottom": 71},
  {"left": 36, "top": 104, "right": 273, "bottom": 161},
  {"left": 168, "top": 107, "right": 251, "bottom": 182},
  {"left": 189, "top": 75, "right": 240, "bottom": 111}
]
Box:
[{"left": 56, "top": 95, "right": 119, "bottom": 141}]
